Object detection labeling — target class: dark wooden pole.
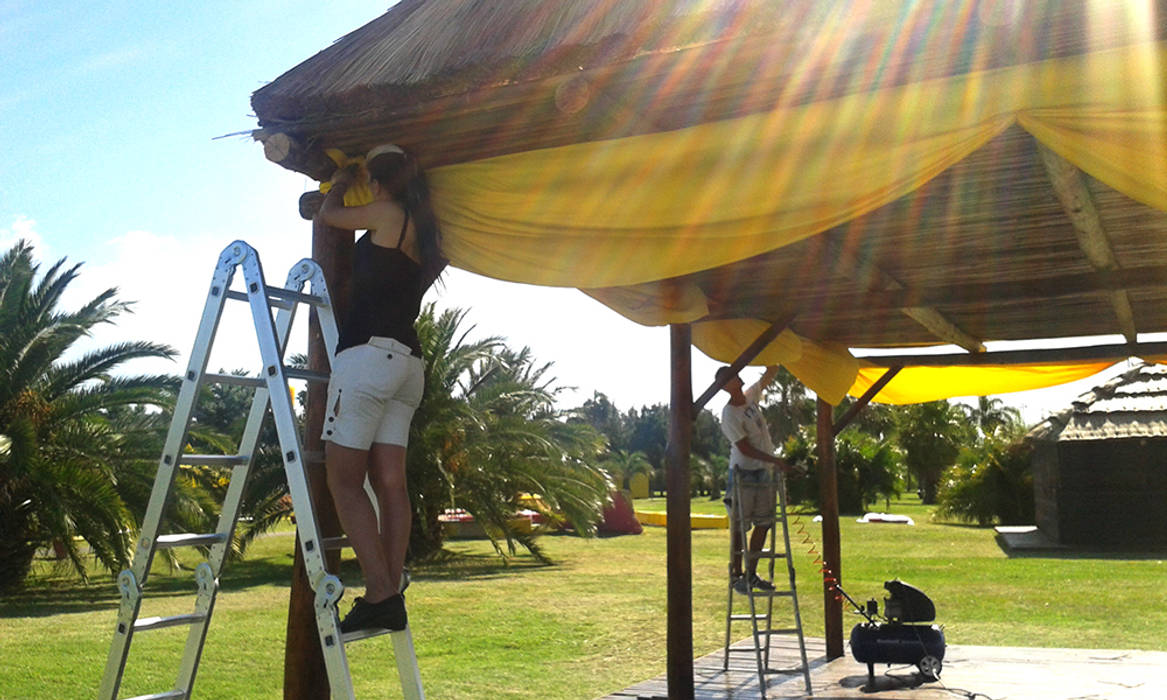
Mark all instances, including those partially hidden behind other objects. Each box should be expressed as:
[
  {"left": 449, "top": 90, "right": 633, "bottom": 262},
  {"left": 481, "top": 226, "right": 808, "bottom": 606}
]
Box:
[
  {"left": 284, "top": 198, "right": 349, "bottom": 699},
  {"left": 816, "top": 398, "right": 844, "bottom": 659},
  {"left": 666, "top": 323, "right": 695, "bottom": 699}
]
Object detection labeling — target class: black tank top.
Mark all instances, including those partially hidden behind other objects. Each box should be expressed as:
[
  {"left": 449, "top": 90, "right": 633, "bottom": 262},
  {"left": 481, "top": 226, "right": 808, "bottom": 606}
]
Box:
[{"left": 336, "top": 213, "right": 429, "bottom": 355}]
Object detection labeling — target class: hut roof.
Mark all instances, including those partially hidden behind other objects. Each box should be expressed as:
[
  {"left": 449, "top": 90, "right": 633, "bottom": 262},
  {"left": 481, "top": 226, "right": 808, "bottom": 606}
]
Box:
[
  {"left": 1030, "top": 363, "right": 1167, "bottom": 442},
  {"left": 251, "top": 0, "right": 1167, "bottom": 404}
]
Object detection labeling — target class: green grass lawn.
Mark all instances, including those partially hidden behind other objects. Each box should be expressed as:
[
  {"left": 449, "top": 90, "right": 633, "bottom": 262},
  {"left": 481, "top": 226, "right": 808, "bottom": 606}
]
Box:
[{"left": 3, "top": 497, "right": 1166, "bottom": 699}]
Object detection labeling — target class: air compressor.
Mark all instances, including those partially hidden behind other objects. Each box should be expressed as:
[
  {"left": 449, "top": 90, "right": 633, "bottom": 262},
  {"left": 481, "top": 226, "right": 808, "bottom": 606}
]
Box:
[{"left": 838, "top": 579, "right": 946, "bottom": 684}]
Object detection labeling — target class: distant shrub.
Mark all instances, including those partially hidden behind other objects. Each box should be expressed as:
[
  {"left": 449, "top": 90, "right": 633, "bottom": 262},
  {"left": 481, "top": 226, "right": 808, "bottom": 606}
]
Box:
[{"left": 937, "top": 437, "right": 1034, "bottom": 526}]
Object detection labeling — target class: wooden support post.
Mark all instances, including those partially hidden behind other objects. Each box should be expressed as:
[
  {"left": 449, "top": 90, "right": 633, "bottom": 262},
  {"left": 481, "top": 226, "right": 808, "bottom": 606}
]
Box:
[
  {"left": 284, "top": 204, "right": 349, "bottom": 699},
  {"left": 666, "top": 323, "right": 695, "bottom": 699},
  {"left": 816, "top": 398, "right": 844, "bottom": 659}
]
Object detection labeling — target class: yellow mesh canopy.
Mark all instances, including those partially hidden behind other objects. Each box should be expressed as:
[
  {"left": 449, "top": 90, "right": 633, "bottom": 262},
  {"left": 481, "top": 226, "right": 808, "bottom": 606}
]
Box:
[{"left": 335, "top": 42, "right": 1167, "bottom": 404}]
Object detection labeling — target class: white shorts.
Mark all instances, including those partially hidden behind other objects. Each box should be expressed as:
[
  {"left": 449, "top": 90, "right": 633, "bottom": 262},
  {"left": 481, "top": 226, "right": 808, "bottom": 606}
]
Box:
[{"left": 322, "top": 336, "right": 424, "bottom": 450}]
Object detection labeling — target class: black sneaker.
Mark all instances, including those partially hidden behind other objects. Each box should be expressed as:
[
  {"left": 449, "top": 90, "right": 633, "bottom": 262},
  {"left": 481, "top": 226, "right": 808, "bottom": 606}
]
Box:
[{"left": 339, "top": 593, "right": 407, "bottom": 633}]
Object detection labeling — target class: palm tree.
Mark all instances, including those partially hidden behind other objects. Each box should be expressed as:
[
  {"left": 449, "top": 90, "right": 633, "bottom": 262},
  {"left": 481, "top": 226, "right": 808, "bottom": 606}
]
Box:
[
  {"left": 969, "top": 396, "right": 1024, "bottom": 438},
  {"left": 406, "top": 304, "right": 610, "bottom": 561},
  {"left": 0, "top": 240, "right": 192, "bottom": 592},
  {"left": 896, "top": 400, "right": 974, "bottom": 504},
  {"left": 601, "top": 448, "right": 653, "bottom": 491}
]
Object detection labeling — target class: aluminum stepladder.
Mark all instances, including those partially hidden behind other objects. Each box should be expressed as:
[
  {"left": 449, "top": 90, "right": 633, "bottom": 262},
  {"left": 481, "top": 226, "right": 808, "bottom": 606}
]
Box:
[
  {"left": 98, "top": 240, "right": 423, "bottom": 700},
  {"left": 723, "top": 466, "right": 812, "bottom": 697}
]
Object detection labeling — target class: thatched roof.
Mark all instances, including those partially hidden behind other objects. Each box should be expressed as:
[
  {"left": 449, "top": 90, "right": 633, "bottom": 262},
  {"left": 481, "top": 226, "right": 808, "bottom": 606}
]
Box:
[
  {"left": 1030, "top": 363, "right": 1167, "bottom": 442},
  {"left": 252, "top": 0, "right": 1165, "bottom": 172},
  {"left": 251, "top": 0, "right": 1167, "bottom": 380}
]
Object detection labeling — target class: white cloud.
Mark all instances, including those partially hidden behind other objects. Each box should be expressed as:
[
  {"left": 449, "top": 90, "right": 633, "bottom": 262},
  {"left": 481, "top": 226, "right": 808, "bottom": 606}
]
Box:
[
  {"left": 0, "top": 215, "right": 49, "bottom": 260},
  {"left": 62, "top": 229, "right": 313, "bottom": 382}
]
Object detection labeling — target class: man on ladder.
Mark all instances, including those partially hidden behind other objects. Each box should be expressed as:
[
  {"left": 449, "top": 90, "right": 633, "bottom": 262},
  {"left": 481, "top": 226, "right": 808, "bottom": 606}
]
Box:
[
  {"left": 717, "top": 365, "right": 812, "bottom": 697},
  {"left": 716, "top": 365, "right": 794, "bottom": 593}
]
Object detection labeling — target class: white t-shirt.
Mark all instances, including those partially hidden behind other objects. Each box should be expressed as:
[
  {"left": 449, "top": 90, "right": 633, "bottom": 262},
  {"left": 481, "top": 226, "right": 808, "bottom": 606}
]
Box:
[{"left": 720, "top": 380, "right": 775, "bottom": 472}]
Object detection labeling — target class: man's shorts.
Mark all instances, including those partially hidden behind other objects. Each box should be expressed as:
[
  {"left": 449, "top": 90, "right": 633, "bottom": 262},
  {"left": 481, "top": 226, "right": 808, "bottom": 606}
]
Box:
[
  {"left": 724, "top": 467, "right": 777, "bottom": 528},
  {"left": 322, "top": 336, "right": 424, "bottom": 450}
]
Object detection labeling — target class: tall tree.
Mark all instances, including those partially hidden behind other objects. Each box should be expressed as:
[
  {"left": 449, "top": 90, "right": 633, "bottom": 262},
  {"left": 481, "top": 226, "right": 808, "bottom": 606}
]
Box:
[
  {"left": 969, "top": 396, "right": 1024, "bottom": 438},
  {"left": 0, "top": 241, "right": 193, "bottom": 592},
  {"left": 573, "top": 391, "right": 628, "bottom": 453},
  {"left": 896, "top": 400, "right": 973, "bottom": 504},
  {"left": 759, "top": 365, "right": 816, "bottom": 444},
  {"left": 406, "top": 305, "right": 610, "bottom": 560}
]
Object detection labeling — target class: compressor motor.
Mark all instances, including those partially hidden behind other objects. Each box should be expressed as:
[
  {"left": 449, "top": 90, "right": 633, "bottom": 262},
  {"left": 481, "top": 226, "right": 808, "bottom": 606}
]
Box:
[{"left": 841, "top": 579, "right": 946, "bottom": 684}]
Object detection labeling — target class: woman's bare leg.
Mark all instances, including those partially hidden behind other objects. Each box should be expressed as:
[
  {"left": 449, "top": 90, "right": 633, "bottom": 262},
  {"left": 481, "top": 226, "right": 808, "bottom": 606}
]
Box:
[
  {"left": 326, "top": 441, "right": 393, "bottom": 601},
  {"left": 368, "top": 442, "right": 410, "bottom": 596}
]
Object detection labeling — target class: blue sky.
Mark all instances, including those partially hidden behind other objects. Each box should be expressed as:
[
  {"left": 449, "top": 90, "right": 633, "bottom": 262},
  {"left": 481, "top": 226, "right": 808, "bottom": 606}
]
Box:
[{"left": 0, "top": 0, "right": 1130, "bottom": 421}]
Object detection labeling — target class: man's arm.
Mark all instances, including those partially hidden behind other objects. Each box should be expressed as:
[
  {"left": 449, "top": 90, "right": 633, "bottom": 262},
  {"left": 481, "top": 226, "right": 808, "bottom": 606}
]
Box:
[
  {"left": 745, "top": 365, "right": 780, "bottom": 402},
  {"left": 734, "top": 437, "right": 792, "bottom": 472}
]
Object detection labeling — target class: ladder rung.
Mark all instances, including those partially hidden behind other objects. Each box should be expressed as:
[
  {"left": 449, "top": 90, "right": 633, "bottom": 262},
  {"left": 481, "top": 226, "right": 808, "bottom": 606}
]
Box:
[
  {"left": 203, "top": 372, "right": 263, "bottom": 387},
  {"left": 752, "top": 590, "right": 795, "bottom": 598},
  {"left": 226, "top": 287, "right": 324, "bottom": 309},
  {"left": 123, "top": 692, "right": 186, "bottom": 700},
  {"left": 730, "top": 614, "right": 768, "bottom": 621},
  {"left": 204, "top": 368, "right": 329, "bottom": 387},
  {"left": 135, "top": 613, "right": 207, "bottom": 632},
  {"left": 286, "top": 367, "right": 330, "bottom": 384},
  {"left": 341, "top": 627, "right": 394, "bottom": 643},
  {"left": 180, "top": 454, "right": 249, "bottom": 467},
  {"left": 747, "top": 550, "right": 787, "bottom": 560},
  {"left": 322, "top": 536, "right": 351, "bottom": 550},
  {"left": 760, "top": 627, "right": 800, "bottom": 635},
  {"left": 727, "top": 646, "right": 765, "bottom": 654},
  {"left": 156, "top": 533, "right": 227, "bottom": 549}
]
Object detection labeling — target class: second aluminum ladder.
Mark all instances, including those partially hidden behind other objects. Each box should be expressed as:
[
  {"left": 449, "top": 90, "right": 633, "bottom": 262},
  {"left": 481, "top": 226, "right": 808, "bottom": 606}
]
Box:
[{"left": 723, "top": 466, "right": 813, "bottom": 697}]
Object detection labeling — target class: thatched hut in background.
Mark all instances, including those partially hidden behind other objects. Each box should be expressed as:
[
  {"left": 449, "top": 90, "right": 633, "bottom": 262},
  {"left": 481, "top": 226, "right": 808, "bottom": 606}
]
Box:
[{"left": 1029, "top": 362, "right": 1167, "bottom": 549}]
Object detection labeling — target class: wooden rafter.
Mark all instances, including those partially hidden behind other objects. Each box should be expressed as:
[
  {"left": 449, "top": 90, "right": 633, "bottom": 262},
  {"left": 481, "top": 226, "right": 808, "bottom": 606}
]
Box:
[
  {"left": 1037, "top": 144, "right": 1138, "bottom": 344},
  {"left": 823, "top": 240, "right": 986, "bottom": 352},
  {"left": 705, "top": 265, "right": 1167, "bottom": 317}
]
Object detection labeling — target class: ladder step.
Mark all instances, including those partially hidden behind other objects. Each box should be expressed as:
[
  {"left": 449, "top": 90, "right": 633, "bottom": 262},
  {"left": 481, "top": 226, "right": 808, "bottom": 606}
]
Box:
[
  {"left": 156, "top": 533, "right": 227, "bottom": 549},
  {"left": 760, "top": 627, "right": 801, "bottom": 635},
  {"left": 203, "top": 368, "right": 329, "bottom": 387},
  {"left": 203, "top": 372, "right": 263, "bottom": 387},
  {"left": 134, "top": 613, "right": 207, "bottom": 632},
  {"left": 179, "top": 454, "right": 249, "bottom": 467},
  {"left": 342, "top": 626, "right": 394, "bottom": 643},
  {"left": 730, "top": 614, "right": 768, "bottom": 621},
  {"left": 286, "top": 367, "right": 330, "bottom": 384},
  {"left": 752, "top": 590, "right": 795, "bottom": 598},
  {"left": 226, "top": 287, "right": 324, "bottom": 309},
  {"left": 747, "top": 550, "right": 787, "bottom": 560},
  {"left": 123, "top": 692, "right": 187, "bottom": 700},
  {"left": 322, "top": 536, "right": 351, "bottom": 550}
]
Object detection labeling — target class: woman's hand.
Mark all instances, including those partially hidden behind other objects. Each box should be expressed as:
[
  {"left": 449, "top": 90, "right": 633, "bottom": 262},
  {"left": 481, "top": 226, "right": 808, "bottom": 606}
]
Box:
[{"left": 330, "top": 164, "right": 359, "bottom": 187}]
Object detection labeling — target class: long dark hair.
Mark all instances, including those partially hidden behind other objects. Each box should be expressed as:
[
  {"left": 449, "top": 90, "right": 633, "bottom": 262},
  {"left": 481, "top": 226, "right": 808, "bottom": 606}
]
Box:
[{"left": 366, "top": 148, "right": 446, "bottom": 286}]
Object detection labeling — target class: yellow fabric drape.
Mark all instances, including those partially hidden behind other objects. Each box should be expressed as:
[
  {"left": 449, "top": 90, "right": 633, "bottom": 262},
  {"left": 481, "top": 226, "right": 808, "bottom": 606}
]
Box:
[
  {"left": 850, "top": 361, "right": 1121, "bottom": 405},
  {"left": 429, "top": 42, "right": 1167, "bottom": 289},
  {"left": 324, "top": 41, "right": 1167, "bottom": 405}
]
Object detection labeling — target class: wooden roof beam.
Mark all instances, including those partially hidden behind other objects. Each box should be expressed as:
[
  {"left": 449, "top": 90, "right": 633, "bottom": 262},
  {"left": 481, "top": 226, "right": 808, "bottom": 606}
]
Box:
[
  {"left": 703, "top": 265, "right": 1167, "bottom": 317},
  {"left": 824, "top": 240, "right": 986, "bottom": 353},
  {"left": 1037, "top": 143, "right": 1138, "bottom": 344}
]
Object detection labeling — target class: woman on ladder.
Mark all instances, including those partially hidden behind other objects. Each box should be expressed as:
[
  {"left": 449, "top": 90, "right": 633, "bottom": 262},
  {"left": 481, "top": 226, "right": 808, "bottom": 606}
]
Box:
[{"left": 318, "top": 144, "right": 446, "bottom": 633}]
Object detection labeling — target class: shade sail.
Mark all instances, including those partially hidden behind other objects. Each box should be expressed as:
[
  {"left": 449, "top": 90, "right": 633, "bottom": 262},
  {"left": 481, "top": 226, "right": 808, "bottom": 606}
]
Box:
[{"left": 332, "top": 40, "right": 1166, "bottom": 403}]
